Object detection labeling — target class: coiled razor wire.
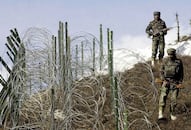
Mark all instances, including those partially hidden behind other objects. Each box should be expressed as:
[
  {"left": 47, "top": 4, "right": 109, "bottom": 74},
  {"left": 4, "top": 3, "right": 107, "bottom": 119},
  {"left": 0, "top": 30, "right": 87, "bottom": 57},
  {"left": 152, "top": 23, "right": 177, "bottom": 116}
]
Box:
[
  {"left": 18, "top": 27, "right": 107, "bottom": 130},
  {"left": 70, "top": 32, "right": 108, "bottom": 78},
  {"left": 2, "top": 27, "right": 161, "bottom": 130},
  {"left": 116, "top": 56, "right": 161, "bottom": 130}
]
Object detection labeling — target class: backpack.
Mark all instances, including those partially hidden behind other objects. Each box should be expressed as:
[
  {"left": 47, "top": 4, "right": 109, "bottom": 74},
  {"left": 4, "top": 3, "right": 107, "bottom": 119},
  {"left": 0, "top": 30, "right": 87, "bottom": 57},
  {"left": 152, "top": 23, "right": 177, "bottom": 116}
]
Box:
[{"left": 164, "top": 59, "right": 181, "bottom": 78}]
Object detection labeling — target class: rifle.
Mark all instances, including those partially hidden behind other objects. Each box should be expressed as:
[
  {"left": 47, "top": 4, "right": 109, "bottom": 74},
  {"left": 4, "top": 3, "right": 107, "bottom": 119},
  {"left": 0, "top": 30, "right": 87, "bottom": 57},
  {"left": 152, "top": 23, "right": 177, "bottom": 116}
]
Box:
[
  {"left": 155, "top": 78, "right": 184, "bottom": 89},
  {"left": 153, "top": 27, "right": 175, "bottom": 36}
]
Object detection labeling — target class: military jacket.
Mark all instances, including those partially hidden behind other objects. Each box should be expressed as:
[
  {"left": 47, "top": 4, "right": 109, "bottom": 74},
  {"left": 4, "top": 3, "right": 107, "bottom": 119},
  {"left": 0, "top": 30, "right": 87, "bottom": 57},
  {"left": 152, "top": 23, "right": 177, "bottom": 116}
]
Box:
[
  {"left": 146, "top": 19, "right": 167, "bottom": 37},
  {"left": 160, "top": 57, "right": 184, "bottom": 83}
]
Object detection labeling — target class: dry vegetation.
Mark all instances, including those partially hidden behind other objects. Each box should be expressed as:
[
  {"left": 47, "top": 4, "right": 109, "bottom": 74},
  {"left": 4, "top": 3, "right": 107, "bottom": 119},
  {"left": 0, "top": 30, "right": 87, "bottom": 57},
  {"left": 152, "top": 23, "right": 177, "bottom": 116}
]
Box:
[
  {"left": 1, "top": 27, "right": 191, "bottom": 129},
  {"left": 7, "top": 56, "right": 189, "bottom": 130}
]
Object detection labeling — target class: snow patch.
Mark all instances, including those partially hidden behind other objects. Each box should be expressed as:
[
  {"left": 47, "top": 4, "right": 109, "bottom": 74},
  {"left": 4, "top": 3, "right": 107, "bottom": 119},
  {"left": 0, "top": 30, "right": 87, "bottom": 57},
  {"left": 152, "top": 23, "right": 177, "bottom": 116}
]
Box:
[{"left": 111, "top": 40, "right": 191, "bottom": 72}]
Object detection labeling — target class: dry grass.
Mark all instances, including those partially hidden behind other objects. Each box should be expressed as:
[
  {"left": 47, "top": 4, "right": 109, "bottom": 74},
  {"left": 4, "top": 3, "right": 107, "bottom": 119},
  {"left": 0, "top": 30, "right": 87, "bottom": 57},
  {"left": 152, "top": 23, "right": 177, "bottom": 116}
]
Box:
[{"left": 2, "top": 56, "right": 191, "bottom": 130}]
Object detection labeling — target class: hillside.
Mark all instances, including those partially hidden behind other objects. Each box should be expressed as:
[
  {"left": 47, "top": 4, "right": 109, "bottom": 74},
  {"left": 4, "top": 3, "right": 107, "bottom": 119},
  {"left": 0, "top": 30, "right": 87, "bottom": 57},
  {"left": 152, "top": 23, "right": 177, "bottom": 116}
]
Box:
[
  {"left": 121, "top": 56, "right": 191, "bottom": 130},
  {"left": 15, "top": 55, "right": 191, "bottom": 130},
  {"left": 1, "top": 28, "right": 191, "bottom": 129}
]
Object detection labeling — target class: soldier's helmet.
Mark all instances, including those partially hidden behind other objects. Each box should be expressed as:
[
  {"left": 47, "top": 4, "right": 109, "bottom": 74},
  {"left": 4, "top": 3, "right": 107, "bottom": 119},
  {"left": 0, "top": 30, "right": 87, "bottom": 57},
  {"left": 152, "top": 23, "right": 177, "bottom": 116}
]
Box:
[
  {"left": 153, "top": 11, "right": 160, "bottom": 16},
  {"left": 167, "top": 48, "right": 176, "bottom": 55}
]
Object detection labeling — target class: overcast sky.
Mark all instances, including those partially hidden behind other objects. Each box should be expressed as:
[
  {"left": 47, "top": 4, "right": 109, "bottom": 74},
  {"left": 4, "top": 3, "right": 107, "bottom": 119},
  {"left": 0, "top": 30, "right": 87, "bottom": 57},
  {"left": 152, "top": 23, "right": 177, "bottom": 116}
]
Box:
[
  {"left": 1, "top": 0, "right": 191, "bottom": 89},
  {"left": 0, "top": 0, "right": 191, "bottom": 54}
]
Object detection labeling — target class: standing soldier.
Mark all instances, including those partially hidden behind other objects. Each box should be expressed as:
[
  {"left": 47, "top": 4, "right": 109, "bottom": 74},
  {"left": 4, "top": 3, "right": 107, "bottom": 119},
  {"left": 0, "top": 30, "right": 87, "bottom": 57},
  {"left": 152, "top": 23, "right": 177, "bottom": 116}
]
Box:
[
  {"left": 158, "top": 48, "right": 184, "bottom": 120},
  {"left": 146, "top": 11, "right": 167, "bottom": 65}
]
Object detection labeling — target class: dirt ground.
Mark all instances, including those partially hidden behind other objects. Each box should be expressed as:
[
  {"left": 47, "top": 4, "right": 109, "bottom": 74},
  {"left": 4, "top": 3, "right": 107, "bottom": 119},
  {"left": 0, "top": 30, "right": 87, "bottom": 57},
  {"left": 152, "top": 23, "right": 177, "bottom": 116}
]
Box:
[
  {"left": 14, "top": 56, "right": 191, "bottom": 130},
  {"left": 100, "top": 56, "right": 191, "bottom": 130}
]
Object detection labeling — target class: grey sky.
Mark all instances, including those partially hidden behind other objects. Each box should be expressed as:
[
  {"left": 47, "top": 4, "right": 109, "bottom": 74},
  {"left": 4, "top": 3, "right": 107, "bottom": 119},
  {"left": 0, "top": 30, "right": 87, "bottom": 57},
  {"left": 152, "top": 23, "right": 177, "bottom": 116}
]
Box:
[
  {"left": 0, "top": 0, "right": 191, "bottom": 90},
  {"left": 0, "top": 0, "right": 191, "bottom": 55}
]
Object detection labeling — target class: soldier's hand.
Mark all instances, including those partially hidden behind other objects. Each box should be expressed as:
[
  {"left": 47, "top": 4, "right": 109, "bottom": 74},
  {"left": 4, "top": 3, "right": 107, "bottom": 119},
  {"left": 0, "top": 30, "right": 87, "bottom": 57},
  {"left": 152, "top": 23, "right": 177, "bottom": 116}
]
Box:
[
  {"left": 155, "top": 78, "right": 163, "bottom": 83},
  {"left": 176, "top": 84, "right": 183, "bottom": 89}
]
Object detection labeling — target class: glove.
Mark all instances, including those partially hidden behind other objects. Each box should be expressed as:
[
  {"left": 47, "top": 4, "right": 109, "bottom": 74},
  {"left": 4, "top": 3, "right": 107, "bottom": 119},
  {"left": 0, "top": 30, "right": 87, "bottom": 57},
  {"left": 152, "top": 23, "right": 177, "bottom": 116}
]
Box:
[
  {"left": 176, "top": 84, "right": 183, "bottom": 89},
  {"left": 155, "top": 78, "right": 163, "bottom": 83},
  {"left": 155, "top": 78, "right": 166, "bottom": 86}
]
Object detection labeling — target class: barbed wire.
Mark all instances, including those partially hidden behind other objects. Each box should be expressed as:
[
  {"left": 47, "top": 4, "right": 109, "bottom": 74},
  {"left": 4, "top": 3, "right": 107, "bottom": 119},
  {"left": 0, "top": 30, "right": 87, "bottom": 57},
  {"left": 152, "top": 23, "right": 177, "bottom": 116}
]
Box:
[
  {"left": 14, "top": 27, "right": 107, "bottom": 130},
  {"left": 1, "top": 27, "right": 161, "bottom": 130},
  {"left": 117, "top": 59, "right": 160, "bottom": 130}
]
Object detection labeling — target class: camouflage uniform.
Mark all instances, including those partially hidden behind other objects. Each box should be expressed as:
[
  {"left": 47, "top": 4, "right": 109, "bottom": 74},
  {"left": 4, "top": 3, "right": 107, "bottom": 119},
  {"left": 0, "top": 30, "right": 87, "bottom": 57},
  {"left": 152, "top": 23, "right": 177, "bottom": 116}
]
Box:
[
  {"left": 146, "top": 12, "right": 167, "bottom": 61},
  {"left": 159, "top": 48, "right": 184, "bottom": 119}
]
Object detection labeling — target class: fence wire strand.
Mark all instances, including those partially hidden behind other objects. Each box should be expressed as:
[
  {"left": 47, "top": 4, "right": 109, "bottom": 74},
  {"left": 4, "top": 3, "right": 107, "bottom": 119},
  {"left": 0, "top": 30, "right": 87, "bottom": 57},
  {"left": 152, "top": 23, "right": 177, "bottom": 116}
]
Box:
[{"left": 1, "top": 27, "right": 161, "bottom": 130}]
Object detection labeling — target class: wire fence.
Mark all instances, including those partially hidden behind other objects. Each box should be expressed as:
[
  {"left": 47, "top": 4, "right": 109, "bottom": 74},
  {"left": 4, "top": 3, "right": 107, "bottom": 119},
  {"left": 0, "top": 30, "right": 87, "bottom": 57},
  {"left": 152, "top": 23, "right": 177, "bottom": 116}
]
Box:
[{"left": 0, "top": 22, "right": 161, "bottom": 130}]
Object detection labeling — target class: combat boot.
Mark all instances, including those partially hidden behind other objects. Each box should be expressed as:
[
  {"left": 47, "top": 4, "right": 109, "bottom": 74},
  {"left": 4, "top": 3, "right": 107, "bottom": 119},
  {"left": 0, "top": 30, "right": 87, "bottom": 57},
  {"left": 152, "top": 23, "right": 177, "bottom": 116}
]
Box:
[
  {"left": 170, "top": 105, "right": 177, "bottom": 120},
  {"left": 151, "top": 58, "right": 156, "bottom": 66},
  {"left": 158, "top": 109, "right": 163, "bottom": 119},
  {"left": 170, "top": 114, "right": 177, "bottom": 120}
]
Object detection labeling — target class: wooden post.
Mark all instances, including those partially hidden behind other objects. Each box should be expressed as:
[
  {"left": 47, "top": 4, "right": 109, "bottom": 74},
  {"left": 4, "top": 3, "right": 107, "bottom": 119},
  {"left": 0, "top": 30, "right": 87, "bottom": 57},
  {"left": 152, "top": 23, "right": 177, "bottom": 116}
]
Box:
[
  {"left": 0, "top": 74, "right": 7, "bottom": 88},
  {"left": 109, "top": 31, "right": 120, "bottom": 130},
  {"left": 93, "top": 38, "right": 96, "bottom": 75},
  {"left": 6, "top": 52, "right": 14, "bottom": 63},
  {"left": 58, "top": 29, "right": 61, "bottom": 69},
  {"left": 65, "top": 22, "right": 69, "bottom": 88},
  {"left": 5, "top": 43, "right": 16, "bottom": 58},
  {"left": 63, "top": 54, "right": 66, "bottom": 84},
  {"left": 107, "top": 28, "right": 110, "bottom": 74},
  {"left": 107, "top": 28, "right": 114, "bottom": 103},
  {"left": 123, "top": 111, "right": 128, "bottom": 130},
  {"left": 75, "top": 45, "right": 78, "bottom": 79},
  {"left": 58, "top": 21, "right": 65, "bottom": 88},
  {"left": 50, "top": 88, "right": 55, "bottom": 130},
  {"left": 9, "top": 31, "right": 24, "bottom": 129},
  {"left": 52, "top": 35, "right": 57, "bottom": 78},
  {"left": 81, "top": 42, "right": 84, "bottom": 77},
  {"left": 114, "top": 77, "right": 119, "bottom": 130},
  {"left": 10, "top": 29, "right": 20, "bottom": 47},
  {"left": 0, "top": 28, "right": 25, "bottom": 128},
  {"left": 176, "top": 13, "right": 180, "bottom": 42},
  {"left": 10, "top": 28, "right": 21, "bottom": 44},
  {"left": 67, "top": 36, "right": 71, "bottom": 79},
  {"left": 9, "top": 35, "right": 19, "bottom": 48},
  {"left": 100, "top": 24, "right": 103, "bottom": 70},
  {"left": 109, "top": 30, "right": 114, "bottom": 104},
  {"left": 60, "top": 22, "right": 64, "bottom": 86},
  {"left": 0, "top": 56, "right": 11, "bottom": 73},
  {"left": 108, "top": 29, "right": 119, "bottom": 129},
  {"left": 7, "top": 36, "right": 17, "bottom": 54},
  {"left": 65, "top": 23, "right": 72, "bottom": 129}
]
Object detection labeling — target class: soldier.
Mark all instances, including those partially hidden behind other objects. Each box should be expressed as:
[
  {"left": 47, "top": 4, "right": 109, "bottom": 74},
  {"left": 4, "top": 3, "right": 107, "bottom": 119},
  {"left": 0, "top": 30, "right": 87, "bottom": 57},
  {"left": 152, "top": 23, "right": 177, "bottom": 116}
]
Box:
[
  {"left": 158, "top": 48, "right": 184, "bottom": 120},
  {"left": 146, "top": 11, "right": 167, "bottom": 65}
]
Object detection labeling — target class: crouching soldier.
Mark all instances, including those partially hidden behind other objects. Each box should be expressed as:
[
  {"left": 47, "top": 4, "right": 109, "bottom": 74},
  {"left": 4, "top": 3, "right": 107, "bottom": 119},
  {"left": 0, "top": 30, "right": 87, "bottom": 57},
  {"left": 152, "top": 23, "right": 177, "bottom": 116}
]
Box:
[{"left": 158, "top": 48, "right": 184, "bottom": 120}]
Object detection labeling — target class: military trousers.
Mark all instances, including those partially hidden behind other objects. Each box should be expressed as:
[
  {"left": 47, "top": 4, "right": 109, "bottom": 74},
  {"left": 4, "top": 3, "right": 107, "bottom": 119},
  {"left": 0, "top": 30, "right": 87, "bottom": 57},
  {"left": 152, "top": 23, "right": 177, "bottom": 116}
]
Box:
[
  {"left": 159, "top": 81, "right": 179, "bottom": 115},
  {"left": 152, "top": 36, "right": 165, "bottom": 60}
]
